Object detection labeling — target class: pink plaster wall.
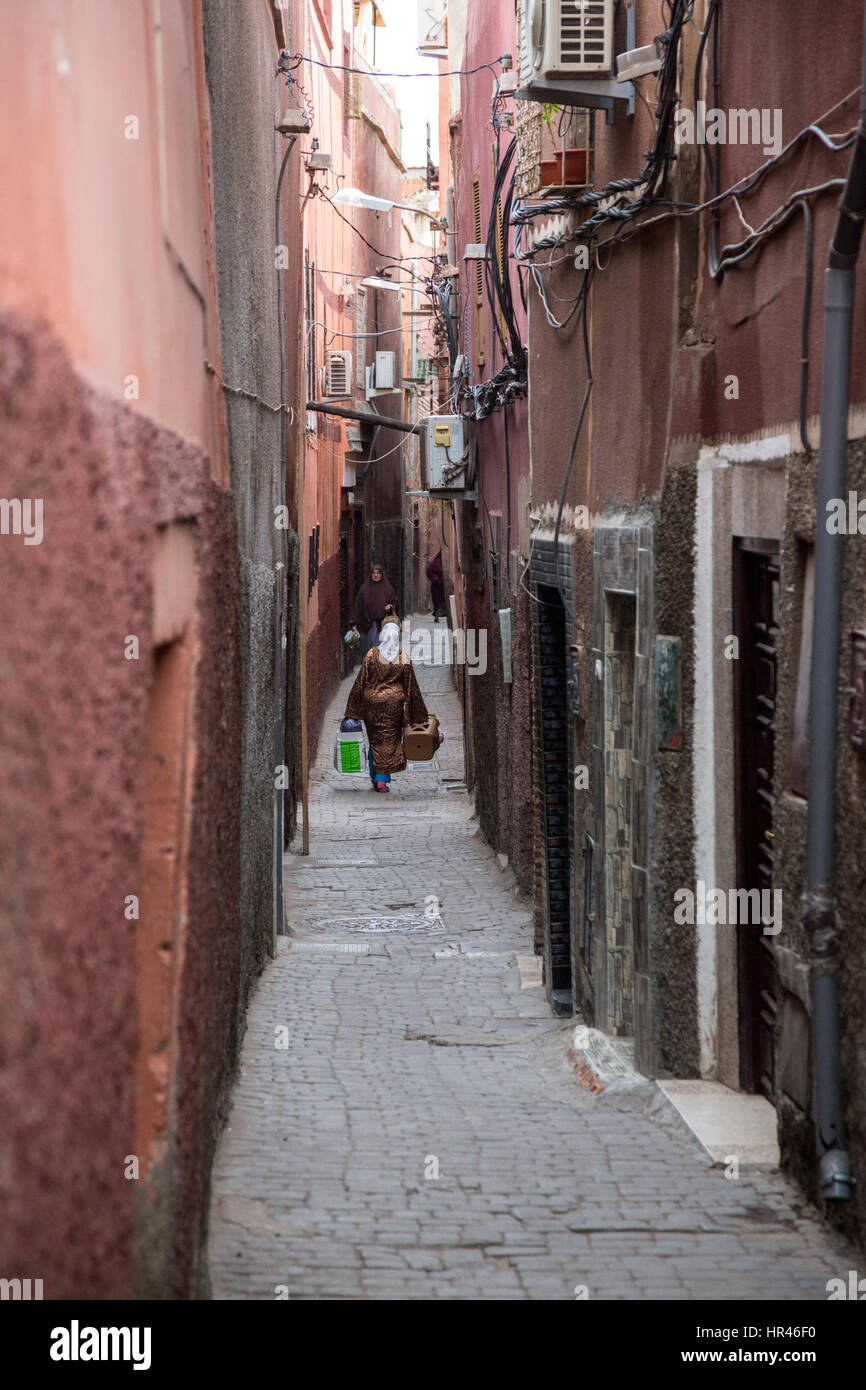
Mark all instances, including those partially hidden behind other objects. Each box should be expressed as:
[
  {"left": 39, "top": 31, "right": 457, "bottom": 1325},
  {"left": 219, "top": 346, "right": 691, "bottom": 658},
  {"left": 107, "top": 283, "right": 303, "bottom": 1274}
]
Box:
[
  {"left": 0, "top": 0, "right": 225, "bottom": 466},
  {"left": 0, "top": 312, "right": 242, "bottom": 1298},
  {"left": 0, "top": 0, "right": 242, "bottom": 1298}
]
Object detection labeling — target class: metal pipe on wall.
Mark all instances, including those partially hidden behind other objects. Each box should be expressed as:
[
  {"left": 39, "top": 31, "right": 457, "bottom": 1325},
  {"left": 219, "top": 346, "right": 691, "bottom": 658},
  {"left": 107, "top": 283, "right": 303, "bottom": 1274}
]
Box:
[
  {"left": 274, "top": 134, "right": 297, "bottom": 939},
  {"left": 802, "top": 1, "right": 866, "bottom": 1203}
]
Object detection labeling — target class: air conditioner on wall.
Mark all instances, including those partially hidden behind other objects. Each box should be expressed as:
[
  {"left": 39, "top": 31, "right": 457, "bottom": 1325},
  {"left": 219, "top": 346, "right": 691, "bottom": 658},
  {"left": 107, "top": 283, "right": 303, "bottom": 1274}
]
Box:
[
  {"left": 366, "top": 350, "right": 400, "bottom": 398},
  {"left": 519, "top": 0, "right": 614, "bottom": 85},
  {"left": 374, "top": 351, "right": 395, "bottom": 389},
  {"left": 324, "top": 349, "right": 352, "bottom": 398}
]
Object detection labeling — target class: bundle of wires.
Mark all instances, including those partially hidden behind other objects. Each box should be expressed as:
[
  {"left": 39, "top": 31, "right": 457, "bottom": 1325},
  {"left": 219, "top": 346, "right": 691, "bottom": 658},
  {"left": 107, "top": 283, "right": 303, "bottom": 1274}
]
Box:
[
  {"left": 465, "top": 359, "right": 528, "bottom": 420},
  {"left": 485, "top": 138, "right": 524, "bottom": 364},
  {"left": 512, "top": 0, "right": 697, "bottom": 255},
  {"left": 428, "top": 275, "right": 458, "bottom": 370},
  {"left": 456, "top": 137, "right": 529, "bottom": 421}
]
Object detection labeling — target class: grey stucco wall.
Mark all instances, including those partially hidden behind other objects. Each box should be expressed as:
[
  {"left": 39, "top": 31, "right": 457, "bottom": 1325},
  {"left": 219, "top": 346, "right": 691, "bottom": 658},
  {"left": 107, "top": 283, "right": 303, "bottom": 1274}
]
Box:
[
  {"left": 203, "top": 0, "right": 301, "bottom": 1013},
  {"left": 652, "top": 458, "right": 699, "bottom": 1078}
]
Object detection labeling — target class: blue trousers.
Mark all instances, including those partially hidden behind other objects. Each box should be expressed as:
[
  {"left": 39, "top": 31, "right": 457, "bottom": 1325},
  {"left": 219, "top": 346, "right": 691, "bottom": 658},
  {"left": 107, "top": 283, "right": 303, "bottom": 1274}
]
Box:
[
  {"left": 368, "top": 746, "right": 390, "bottom": 784},
  {"left": 359, "top": 621, "right": 380, "bottom": 655}
]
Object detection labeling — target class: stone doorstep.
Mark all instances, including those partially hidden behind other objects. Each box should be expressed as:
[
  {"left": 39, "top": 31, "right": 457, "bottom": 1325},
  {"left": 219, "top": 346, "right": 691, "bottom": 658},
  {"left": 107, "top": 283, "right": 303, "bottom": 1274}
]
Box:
[
  {"left": 566, "top": 1027, "right": 781, "bottom": 1169},
  {"left": 656, "top": 1080, "right": 780, "bottom": 1169}
]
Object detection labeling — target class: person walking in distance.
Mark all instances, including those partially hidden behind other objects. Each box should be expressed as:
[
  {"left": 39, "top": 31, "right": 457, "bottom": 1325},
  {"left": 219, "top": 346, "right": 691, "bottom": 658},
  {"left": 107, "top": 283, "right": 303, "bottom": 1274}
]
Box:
[
  {"left": 426, "top": 549, "right": 447, "bottom": 622},
  {"left": 344, "top": 605, "right": 428, "bottom": 793},
  {"left": 352, "top": 562, "right": 399, "bottom": 655}
]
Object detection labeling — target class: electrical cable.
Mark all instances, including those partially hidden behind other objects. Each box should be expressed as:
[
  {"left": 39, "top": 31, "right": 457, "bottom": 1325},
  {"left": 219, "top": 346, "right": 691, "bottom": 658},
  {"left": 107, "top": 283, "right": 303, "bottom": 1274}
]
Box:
[
  {"left": 307, "top": 319, "right": 423, "bottom": 343},
  {"left": 284, "top": 51, "right": 501, "bottom": 82},
  {"left": 515, "top": 115, "right": 856, "bottom": 268},
  {"left": 551, "top": 265, "right": 593, "bottom": 615},
  {"left": 696, "top": 0, "right": 722, "bottom": 277},
  {"left": 553, "top": 19, "right": 859, "bottom": 274},
  {"left": 485, "top": 149, "right": 520, "bottom": 359},
  {"left": 204, "top": 359, "right": 295, "bottom": 419},
  {"left": 459, "top": 138, "right": 528, "bottom": 421},
  {"left": 513, "top": 3, "right": 858, "bottom": 267},
  {"left": 492, "top": 146, "right": 525, "bottom": 361},
  {"left": 317, "top": 187, "right": 440, "bottom": 263},
  {"left": 429, "top": 276, "right": 458, "bottom": 368},
  {"left": 326, "top": 262, "right": 436, "bottom": 280},
  {"left": 699, "top": 177, "right": 846, "bottom": 270},
  {"left": 531, "top": 262, "right": 588, "bottom": 331}
]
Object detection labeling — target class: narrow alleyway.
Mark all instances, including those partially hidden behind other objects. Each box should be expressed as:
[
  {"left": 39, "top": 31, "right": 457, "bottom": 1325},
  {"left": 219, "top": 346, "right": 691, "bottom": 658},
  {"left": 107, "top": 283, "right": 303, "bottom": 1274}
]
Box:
[{"left": 208, "top": 618, "right": 855, "bottom": 1300}]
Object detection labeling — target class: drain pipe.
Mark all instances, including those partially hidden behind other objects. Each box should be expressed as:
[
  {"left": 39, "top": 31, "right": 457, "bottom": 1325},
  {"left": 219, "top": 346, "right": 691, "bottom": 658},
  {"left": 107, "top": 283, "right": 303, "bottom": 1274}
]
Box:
[{"left": 802, "top": 11, "right": 866, "bottom": 1203}]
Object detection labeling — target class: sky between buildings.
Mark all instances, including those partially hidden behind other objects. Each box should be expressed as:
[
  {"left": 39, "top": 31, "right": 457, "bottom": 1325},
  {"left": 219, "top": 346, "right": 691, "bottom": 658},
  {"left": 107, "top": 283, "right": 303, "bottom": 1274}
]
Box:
[{"left": 374, "top": 0, "right": 440, "bottom": 170}]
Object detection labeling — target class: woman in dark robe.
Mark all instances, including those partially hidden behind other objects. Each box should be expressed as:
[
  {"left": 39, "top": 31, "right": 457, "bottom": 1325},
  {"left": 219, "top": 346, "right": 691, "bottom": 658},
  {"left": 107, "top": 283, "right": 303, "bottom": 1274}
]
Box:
[
  {"left": 426, "top": 549, "right": 446, "bottom": 620},
  {"left": 353, "top": 562, "right": 400, "bottom": 654},
  {"left": 344, "top": 606, "right": 428, "bottom": 792}
]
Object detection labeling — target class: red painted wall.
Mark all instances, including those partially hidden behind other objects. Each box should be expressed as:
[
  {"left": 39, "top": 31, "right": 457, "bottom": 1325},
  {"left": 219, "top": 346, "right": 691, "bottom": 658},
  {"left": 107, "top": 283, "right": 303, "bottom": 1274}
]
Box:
[
  {"left": 446, "top": 0, "right": 534, "bottom": 886},
  {"left": 453, "top": 0, "right": 529, "bottom": 536},
  {"left": 530, "top": 0, "right": 866, "bottom": 513}
]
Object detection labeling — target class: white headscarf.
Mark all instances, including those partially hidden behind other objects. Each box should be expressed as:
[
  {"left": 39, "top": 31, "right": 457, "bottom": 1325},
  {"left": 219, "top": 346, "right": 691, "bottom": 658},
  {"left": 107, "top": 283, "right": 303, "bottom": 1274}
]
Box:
[{"left": 377, "top": 621, "right": 401, "bottom": 664}]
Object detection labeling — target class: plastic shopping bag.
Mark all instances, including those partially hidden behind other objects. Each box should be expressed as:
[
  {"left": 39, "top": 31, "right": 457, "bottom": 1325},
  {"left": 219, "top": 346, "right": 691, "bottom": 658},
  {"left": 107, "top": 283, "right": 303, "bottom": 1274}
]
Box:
[{"left": 334, "top": 718, "right": 367, "bottom": 774}]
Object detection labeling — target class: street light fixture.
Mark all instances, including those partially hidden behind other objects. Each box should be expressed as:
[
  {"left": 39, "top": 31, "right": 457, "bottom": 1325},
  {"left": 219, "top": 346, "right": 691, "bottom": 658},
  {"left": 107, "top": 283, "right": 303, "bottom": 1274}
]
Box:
[
  {"left": 332, "top": 186, "right": 442, "bottom": 224},
  {"left": 360, "top": 276, "right": 403, "bottom": 292},
  {"left": 333, "top": 186, "right": 396, "bottom": 213}
]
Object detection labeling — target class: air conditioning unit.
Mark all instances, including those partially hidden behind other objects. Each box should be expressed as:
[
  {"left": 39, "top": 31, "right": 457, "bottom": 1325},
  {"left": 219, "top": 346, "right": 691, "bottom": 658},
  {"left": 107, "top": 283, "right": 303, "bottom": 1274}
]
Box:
[
  {"left": 374, "top": 351, "right": 395, "bottom": 389},
  {"left": 366, "top": 350, "right": 400, "bottom": 398},
  {"left": 421, "top": 416, "right": 468, "bottom": 491},
  {"left": 519, "top": 0, "right": 614, "bottom": 86},
  {"left": 325, "top": 349, "right": 352, "bottom": 398}
]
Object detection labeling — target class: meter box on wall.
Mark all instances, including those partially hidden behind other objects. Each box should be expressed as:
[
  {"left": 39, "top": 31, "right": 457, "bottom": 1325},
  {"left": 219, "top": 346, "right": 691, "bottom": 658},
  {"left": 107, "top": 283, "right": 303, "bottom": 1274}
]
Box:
[{"left": 422, "top": 415, "right": 467, "bottom": 490}]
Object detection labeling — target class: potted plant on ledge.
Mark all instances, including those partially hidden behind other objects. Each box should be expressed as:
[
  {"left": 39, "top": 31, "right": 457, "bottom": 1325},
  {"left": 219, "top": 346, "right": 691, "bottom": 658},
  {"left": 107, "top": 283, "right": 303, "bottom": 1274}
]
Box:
[{"left": 538, "top": 103, "right": 593, "bottom": 189}]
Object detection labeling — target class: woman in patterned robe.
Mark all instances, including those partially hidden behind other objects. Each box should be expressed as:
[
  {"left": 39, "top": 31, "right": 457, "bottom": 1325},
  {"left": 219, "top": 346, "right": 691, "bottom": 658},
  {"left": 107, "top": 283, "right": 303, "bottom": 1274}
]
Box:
[{"left": 344, "top": 608, "right": 428, "bottom": 792}]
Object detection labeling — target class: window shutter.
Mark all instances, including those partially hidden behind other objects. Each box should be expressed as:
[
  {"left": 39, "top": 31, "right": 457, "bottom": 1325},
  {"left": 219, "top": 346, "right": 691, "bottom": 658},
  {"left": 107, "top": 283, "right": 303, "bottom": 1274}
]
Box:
[
  {"left": 471, "top": 174, "right": 485, "bottom": 371},
  {"left": 354, "top": 287, "right": 367, "bottom": 389},
  {"left": 491, "top": 144, "right": 507, "bottom": 348}
]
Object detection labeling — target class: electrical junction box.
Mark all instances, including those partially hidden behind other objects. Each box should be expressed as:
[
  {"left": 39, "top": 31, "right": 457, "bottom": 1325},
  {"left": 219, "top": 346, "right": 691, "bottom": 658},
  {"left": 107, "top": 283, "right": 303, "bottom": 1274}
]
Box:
[{"left": 422, "top": 415, "right": 468, "bottom": 491}]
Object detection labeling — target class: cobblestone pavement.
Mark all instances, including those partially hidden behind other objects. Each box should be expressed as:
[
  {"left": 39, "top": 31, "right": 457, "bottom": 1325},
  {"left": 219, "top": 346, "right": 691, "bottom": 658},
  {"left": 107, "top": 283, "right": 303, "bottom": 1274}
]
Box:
[{"left": 209, "top": 617, "right": 857, "bottom": 1300}]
